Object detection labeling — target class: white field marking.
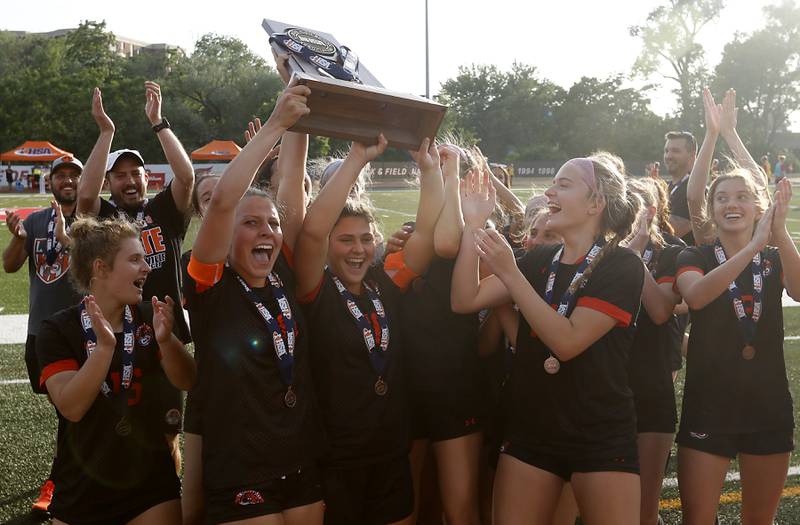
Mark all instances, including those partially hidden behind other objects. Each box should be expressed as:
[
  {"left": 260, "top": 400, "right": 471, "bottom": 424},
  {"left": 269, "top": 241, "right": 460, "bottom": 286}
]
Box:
[
  {"left": 373, "top": 207, "right": 416, "bottom": 218},
  {"left": 661, "top": 465, "right": 800, "bottom": 488},
  {"left": 0, "top": 379, "right": 28, "bottom": 385}
]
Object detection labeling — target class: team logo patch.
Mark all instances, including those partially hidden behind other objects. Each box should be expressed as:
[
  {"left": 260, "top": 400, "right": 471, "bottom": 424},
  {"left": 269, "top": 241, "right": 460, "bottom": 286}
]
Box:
[
  {"left": 32, "top": 238, "right": 70, "bottom": 284},
  {"left": 165, "top": 408, "right": 182, "bottom": 426},
  {"left": 235, "top": 490, "right": 264, "bottom": 506},
  {"left": 689, "top": 432, "right": 709, "bottom": 440},
  {"left": 136, "top": 324, "right": 154, "bottom": 346}
]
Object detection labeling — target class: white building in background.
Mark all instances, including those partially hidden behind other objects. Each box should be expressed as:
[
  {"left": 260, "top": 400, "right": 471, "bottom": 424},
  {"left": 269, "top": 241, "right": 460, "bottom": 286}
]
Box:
[{"left": 5, "top": 28, "right": 182, "bottom": 57}]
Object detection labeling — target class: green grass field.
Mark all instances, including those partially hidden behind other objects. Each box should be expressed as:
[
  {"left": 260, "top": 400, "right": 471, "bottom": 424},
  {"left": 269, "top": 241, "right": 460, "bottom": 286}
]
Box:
[{"left": 3, "top": 181, "right": 800, "bottom": 524}]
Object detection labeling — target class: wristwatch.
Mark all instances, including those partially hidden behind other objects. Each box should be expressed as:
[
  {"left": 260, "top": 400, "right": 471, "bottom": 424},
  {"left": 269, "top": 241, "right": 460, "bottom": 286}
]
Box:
[{"left": 152, "top": 118, "right": 171, "bottom": 133}]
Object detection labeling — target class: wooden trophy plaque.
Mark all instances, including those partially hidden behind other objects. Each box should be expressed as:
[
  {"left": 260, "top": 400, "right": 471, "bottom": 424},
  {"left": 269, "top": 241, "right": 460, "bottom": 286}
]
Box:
[{"left": 263, "top": 19, "right": 447, "bottom": 151}]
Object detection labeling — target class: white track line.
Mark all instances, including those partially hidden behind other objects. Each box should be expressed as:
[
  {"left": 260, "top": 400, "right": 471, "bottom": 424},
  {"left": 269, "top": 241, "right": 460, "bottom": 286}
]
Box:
[
  {"left": 662, "top": 465, "right": 800, "bottom": 488},
  {"left": 0, "top": 379, "right": 29, "bottom": 385}
]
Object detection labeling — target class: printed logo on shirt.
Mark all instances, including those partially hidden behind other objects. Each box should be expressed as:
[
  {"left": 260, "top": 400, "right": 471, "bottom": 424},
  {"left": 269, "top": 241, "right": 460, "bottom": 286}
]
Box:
[
  {"left": 32, "top": 238, "right": 70, "bottom": 284},
  {"left": 689, "top": 432, "right": 709, "bottom": 440},
  {"left": 140, "top": 226, "right": 167, "bottom": 270},
  {"left": 165, "top": 408, "right": 182, "bottom": 426},
  {"left": 234, "top": 490, "right": 264, "bottom": 506}
]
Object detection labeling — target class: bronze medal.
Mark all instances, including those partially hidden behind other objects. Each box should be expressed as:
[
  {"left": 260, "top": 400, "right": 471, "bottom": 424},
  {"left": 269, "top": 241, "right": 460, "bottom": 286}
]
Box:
[
  {"left": 543, "top": 356, "right": 561, "bottom": 375},
  {"left": 115, "top": 416, "right": 132, "bottom": 437},
  {"left": 742, "top": 345, "right": 756, "bottom": 360},
  {"left": 374, "top": 378, "right": 388, "bottom": 396},
  {"left": 284, "top": 388, "right": 297, "bottom": 408}
]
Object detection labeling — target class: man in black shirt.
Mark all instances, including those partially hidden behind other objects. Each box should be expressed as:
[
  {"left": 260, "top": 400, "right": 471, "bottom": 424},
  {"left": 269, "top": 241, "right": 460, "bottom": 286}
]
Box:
[
  {"left": 77, "top": 83, "right": 194, "bottom": 466},
  {"left": 663, "top": 131, "right": 697, "bottom": 245}
]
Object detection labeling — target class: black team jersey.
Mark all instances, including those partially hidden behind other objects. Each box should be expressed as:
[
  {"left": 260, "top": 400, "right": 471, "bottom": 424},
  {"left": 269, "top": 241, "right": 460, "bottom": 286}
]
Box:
[
  {"left": 36, "top": 303, "right": 179, "bottom": 522},
  {"left": 676, "top": 245, "right": 793, "bottom": 433},
  {"left": 510, "top": 245, "right": 644, "bottom": 454},
  {"left": 402, "top": 257, "right": 481, "bottom": 396},
  {"left": 183, "top": 248, "right": 321, "bottom": 491},
  {"left": 299, "top": 258, "right": 415, "bottom": 468},
  {"left": 626, "top": 244, "right": 683, "bottom": 429},
  {"left": 98, "top": 184, "right": 190, "bottom": 343}
]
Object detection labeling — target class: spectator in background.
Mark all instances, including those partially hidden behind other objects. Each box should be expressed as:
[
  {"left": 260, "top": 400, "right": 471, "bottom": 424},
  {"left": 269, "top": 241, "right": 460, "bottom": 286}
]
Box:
[
  {"left": 774, "top": 154, "right": 786, "bottom": 183},
  {"left": 5, "top": 164, "right": 14, "bottom": 189},
  {"left": 663, "top": 131, "right": 697, "bottom": 245},
  {"left": 761, "top": 155, "right": 772, "bottom": 182}
]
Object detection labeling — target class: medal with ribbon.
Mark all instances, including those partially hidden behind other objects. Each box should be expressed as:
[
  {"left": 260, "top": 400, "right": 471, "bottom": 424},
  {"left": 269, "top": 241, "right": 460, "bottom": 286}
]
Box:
[
  {"left": 713, "top": 240, "right": 763, "bottom": 360},
  {"left": 541, "top": 239, "right": 606, "bottom": 374},
  {"left": 109, "top": 198, "right": 149, "bottom": 224},
  {"left": 79, "top": 300, "right": 136, "bottom": 436},
  {"left": 45, "top": 207, "right": 70, "bottom": 265},
  {"left": 234, "top": 272, "right": 298, "bottom": 407},
  {"left": 329, "top": 272, "right": 390, "bottom": 396}
]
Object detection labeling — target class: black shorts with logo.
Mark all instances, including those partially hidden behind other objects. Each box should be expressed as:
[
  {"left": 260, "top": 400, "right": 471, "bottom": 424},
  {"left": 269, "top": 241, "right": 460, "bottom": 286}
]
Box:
[
  {"left": 409, "top": 387, "right": 484, "bottom": 442},
  {"left": 676, "top": 428, "right": 794, "bottom": 459},
  {"left": 322, "top": 454, "right": 414, "bottom": 525},
  {"left": 500, "top": 440, "right": 640, "bottom": 481},
  {"left": 204, "top": 464, "right": 323, "bottom": 524}
]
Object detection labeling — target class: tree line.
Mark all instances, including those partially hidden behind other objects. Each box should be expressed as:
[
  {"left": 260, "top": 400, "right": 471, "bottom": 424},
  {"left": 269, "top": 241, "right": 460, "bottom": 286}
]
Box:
[{"left": 0, "top": 0, "right": 798, "bottom": 168}]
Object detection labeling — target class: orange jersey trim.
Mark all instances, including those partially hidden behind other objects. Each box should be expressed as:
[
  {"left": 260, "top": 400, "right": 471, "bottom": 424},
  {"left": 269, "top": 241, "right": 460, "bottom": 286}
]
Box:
[
  {"left": 576, "top": 297, "right": 633, "bottom": 328},
  {"left": 40, "top": 359, "right": 80, "bottom": 388},
  {"left": 383, "top": 251, "right": 419, "bottom": 291}
]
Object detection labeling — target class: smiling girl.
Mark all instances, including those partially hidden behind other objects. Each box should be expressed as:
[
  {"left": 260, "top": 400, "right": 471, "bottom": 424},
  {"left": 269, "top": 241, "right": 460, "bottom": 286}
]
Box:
[{"left": 452, "top": 154, "right": 644, "bottom": 524}]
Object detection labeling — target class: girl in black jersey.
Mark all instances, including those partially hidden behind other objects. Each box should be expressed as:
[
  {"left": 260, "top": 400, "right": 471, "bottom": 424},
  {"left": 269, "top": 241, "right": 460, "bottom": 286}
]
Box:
[
  {"left": 675, "top": 88, "right": 798, "bottom": 524},
  {"left": 452, "top": 154, "right": 644, "bottom": 524},
  {"left": 294, "top": 136, "right": 444, "bottom": 525},
  {"left": 36, "top": 216, "right": 196, "bottom": 525},
  {"left": 182, "top": 83, "right": 322, "bottom": 525},
  {"left": 624, "top": 177, "right": 683, "bottom": 525}
]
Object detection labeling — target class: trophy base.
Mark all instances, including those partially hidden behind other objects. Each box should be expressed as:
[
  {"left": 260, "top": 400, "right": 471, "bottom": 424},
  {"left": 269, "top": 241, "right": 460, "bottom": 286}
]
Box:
[{"left": 289, "top": 72, "right": 447, "bottom": 151}]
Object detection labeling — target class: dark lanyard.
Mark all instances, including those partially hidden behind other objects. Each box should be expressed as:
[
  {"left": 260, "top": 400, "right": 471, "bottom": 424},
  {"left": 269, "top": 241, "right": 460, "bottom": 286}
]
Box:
[
  {"left": 79, "top": 301, "right": 136, "bottom": 397},
  {"left": 270, "top": 33, "right": 361, "bottom": 83},
  {"left": 713, "top": 240, "right": 763, "bottom": 343},
  {"left": 45, "top": 208, "right": 71, "bottom": 265},
  {"left": 544, "top": 239, "right": 606, "bottom": 315},
  {"left": 330, "top": 272, "right": 390, "bottom": 377},
  {"left": 234, "top": 272, "right": 296, "bottom": 387}
]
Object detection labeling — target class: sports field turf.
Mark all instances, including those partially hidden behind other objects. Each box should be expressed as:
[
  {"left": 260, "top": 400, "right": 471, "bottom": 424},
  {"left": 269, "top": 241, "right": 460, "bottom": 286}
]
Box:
[{"left": 3, "top": 179, "right": 800, "bottom": 524}]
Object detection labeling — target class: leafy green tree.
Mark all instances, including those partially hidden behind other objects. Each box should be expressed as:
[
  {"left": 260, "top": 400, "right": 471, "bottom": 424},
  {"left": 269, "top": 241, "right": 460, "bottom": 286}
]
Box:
[{"left": 630, "top": 0, "right": 724, "bottom": 129}]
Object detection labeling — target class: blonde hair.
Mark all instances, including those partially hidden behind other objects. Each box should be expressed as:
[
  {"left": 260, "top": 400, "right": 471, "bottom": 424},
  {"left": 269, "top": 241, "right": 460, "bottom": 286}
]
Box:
[
  {"left": 568, "top": 151, "right": 642, "bottom": 294},
  {"left": 627, "top": 177, "right": 667, "bottom": 248},
  {"left": 69, "top": 216, "right": 141, "bottom": 293}
]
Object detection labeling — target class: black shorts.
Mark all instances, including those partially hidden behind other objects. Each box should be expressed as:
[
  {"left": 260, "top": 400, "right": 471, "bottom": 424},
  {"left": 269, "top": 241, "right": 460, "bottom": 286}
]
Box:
[
  {"left": 25, "top": 334, "right": 46, "bottom": 394},
  {"left": 322, "top": 454, "right": 414, "bottom": 525},
  {"left": 205, "top": 465, "right": 322, "bottom": 524},
  {"left": 500, "top": 440, "right": 640, "bottom": 481},
  {"left": 634, "top": 393, "right": 677, "bottom": 434},
  {"left": 50, "top": 471, "right": 180, "bottom": 525},
  {"left": 676, "top": 428, "right": 795, "bottom": 459},
  {"left": 409, "top": 388, "right": 484, "bottom": 442}
]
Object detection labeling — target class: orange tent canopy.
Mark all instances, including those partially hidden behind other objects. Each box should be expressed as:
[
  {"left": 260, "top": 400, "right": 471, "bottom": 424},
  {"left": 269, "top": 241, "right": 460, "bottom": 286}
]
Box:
[
  {"left": 0, "top": 140, "right": 73, "bottom": 162},
  {"left": 191, "top": 140, "right": 242, "bottom": 161}
]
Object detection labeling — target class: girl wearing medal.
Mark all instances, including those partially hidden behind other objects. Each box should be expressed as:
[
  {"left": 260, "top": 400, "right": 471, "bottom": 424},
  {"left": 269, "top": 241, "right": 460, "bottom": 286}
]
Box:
[
  {"left": 181, "top": 82, "right": 324, "bottom": 525},
  {"left": 624, "top": 178, "right": 684, "bottom": 525},
  {"left": 674, "top": 89, "right": 799, "bottom": 524},
  {"left": 35, "top": 216, "right": 196, "bottom": 525},
  {"left": 294, "top": 135, "right": 444, "bottom": 525},
  {"left": 452, "top": 154, "right": 644, "bottom": 524}
]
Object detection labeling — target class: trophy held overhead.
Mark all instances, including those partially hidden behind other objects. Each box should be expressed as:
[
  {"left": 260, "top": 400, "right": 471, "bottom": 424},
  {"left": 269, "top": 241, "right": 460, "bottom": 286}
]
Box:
[{"left": 263, "top": 19, "right": 447, "bottom": 151}]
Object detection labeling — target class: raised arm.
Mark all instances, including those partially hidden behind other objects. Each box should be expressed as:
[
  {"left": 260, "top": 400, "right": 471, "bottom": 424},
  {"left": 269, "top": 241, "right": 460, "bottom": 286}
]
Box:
[
  {"left": 719, "top": 89, "right": 767, "bottom": 191},
  {"left": 395, "top": 138, "right": 445, "bottom": 276},
  {"left": 677, "top": 205, "right": 774, "bottom": 310},
  {"left": 77, "top": 88, "right": 114, "bottom": 216},
  {"left": 294, "top": 136, "right": 388, "bottom": 297},
  {"left": 191, "top": 84, "right": 311, "bottom": 265},
  {"left": 145, "top": 81, "right": 194, "bottom": 214},
  {"left": 275, "top": 131, "right": 309, "bottom": 252},
  {"left": 451, "top": 169, "right": 511, "bottom": 313},
  {"left": 2, "top": 211, "right": 27, "bottom": 273},
  {"left": 772, "top": 179, "right": 800, "bottom": 300},
  {"left": 688, "top": 88, "right": 720, "bottom": 245},
  {"left": 434, "top": 145, "right": 465, "bottom": 258}
]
